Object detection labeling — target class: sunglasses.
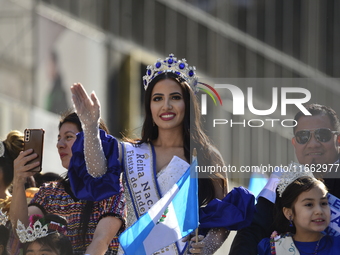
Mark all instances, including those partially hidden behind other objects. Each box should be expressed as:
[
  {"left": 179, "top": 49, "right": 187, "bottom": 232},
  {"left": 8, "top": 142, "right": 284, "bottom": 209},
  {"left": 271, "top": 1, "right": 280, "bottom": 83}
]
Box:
[{"left": 294, "top": 128, "right": 338, "bottom": 145}]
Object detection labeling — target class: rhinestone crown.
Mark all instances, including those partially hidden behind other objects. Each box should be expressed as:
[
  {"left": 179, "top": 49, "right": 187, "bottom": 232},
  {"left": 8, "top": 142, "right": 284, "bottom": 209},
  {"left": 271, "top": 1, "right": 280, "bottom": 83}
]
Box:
[
  {"left": 277, "top": 162, "right": 315, "bottom": 197},
  {"left": 16, "top": 219, "right": 49, "bottom": 243},
  {"left": 16, "top": 217, "right": 67, "bottom": 243},
  {"left": 143, "top": 53, "right": 198, "bottom": 93}
]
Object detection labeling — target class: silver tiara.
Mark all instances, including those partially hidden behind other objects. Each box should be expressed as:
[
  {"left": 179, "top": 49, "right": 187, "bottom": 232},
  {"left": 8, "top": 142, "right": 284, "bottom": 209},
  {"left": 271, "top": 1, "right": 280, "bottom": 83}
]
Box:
[
  {"left": 0, "top": 142, "right": 5, "bottom": 157},
  {"left": 16, "top": 217, "right": 67, "bottom": 243},
  {"left": 16, "top": 219, "right": 49, "bottom": 243},
  {"left": 277, "top": 162, "right": 315, "bottom": 197},
  {"left": 142, "top": 53, "right": 198, "bottom": 93},
  {"left": 0, "top": 209, "right": 8, "bottom": 226}
]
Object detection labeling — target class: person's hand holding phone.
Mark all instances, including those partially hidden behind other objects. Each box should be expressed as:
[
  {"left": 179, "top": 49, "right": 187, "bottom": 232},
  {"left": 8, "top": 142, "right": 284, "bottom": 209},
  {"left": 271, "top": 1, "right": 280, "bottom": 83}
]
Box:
[
  {"left": 23, "top": 129, "right": 44, "bottom": 172},
  {"left": 13, "top": 128, "right": 44, "bottom": 187},
  {"left": 13, "top": 149, "right": 40, "bottom": 186}
]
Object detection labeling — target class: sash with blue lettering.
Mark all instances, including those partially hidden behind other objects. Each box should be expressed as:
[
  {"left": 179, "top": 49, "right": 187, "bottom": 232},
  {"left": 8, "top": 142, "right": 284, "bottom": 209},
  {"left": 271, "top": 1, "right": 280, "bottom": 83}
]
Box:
[
  {"left": 123, "top": 142, "right": 184, "bottom": 255},
  {"left": 123, "top": 142, "right": 160, "bottom": 218},
  {"left": 326, "top": 193, "right": 340, "bottom": 236}
]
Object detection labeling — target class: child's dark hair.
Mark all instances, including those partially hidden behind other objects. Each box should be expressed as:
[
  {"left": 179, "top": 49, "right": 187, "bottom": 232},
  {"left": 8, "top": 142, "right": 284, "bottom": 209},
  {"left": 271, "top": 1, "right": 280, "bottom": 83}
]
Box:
[{"left": 273, "top": 176, "right": 328, "bottom": 234}]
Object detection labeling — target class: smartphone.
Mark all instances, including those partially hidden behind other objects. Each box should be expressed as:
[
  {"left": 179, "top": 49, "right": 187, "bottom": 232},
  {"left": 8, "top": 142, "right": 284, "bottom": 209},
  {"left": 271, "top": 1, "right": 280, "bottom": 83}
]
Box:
[{"left": 24, "top": 129, "right": 45, "bottom": 172}]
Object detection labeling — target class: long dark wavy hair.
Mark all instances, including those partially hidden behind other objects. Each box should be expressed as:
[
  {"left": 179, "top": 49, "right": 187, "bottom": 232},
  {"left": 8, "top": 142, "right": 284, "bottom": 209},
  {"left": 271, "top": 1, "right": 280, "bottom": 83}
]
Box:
[
  {"left": 58, "top": 111, "right": 109, "bottom": 247},
  {"left": 273, "top": 176, "right": 328, "bottom": 235},
  {"left": 138, "top": 72, "right": 227, "bottom": 206}
]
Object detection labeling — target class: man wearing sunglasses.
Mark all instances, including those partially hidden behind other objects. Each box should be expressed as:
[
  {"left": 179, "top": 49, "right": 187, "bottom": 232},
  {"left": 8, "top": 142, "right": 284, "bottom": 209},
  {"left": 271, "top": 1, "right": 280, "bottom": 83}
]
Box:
[
  {"left": 292, "top": 105, "right": 340, "bottom": 183},
  {"left": 229, "top": 103, "right": 340, "bottom": 255}
]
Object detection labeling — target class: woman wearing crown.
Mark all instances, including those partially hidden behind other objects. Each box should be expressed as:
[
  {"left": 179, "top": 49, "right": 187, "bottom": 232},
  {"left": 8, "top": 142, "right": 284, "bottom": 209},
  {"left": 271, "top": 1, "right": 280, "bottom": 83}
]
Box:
[{"left": 67, "top": 54, "right": 255, "bottom": 254}]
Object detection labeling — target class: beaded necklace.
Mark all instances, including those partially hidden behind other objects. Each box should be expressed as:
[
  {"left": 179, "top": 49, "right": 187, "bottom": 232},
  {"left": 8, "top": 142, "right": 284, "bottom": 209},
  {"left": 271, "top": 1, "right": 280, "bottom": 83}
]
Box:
[
  {"left": 312, "top": 237, "right": 321, "bottom": 255},
  {"left": 293, "top": 235, "right": 323, "bottom": 255}
]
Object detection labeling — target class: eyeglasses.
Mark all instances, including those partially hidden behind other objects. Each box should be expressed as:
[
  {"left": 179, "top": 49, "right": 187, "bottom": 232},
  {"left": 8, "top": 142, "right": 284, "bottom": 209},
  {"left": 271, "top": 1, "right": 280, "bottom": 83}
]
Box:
[{"left": 294, "top": 128, "right": 338, "bottom": 145}]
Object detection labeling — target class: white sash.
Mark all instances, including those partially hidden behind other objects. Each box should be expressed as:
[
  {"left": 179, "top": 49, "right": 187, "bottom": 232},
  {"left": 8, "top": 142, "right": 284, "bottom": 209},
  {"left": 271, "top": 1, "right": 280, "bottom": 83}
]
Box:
[
  {"left": 123, "top": 143, "right": 186, "bottom": 255},
  {"left": 326, "top": 193, "right": 340, "bottom": 236},
  {"left": 274, "top": 236, "right": 300, "bottom": 255},
  {"left": 123, "top": 143, "right": 160, "bottom": 218}
]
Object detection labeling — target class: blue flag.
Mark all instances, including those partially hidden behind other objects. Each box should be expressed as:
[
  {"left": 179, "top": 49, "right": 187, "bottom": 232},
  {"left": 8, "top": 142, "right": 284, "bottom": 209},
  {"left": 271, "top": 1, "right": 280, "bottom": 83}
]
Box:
[{"left": 119, "top": 158, "right": 199, "bottom": 255}]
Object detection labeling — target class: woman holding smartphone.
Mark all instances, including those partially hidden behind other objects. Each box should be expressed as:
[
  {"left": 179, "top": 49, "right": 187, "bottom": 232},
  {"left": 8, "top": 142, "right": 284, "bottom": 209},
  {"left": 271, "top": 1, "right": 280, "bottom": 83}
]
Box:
[{"left": 10, "top": 113, "right": 126, "bottom": 255}]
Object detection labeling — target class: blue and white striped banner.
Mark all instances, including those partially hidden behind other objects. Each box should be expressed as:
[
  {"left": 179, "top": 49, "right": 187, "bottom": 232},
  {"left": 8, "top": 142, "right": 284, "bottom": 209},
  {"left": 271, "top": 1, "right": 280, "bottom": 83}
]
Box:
[{"left": 119, "top": 159, "right": 199, "bottom": 255}]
